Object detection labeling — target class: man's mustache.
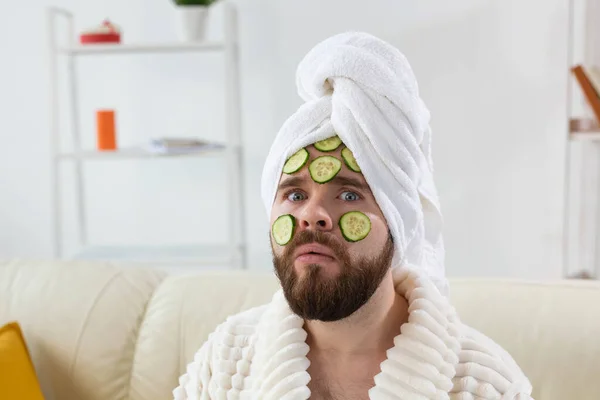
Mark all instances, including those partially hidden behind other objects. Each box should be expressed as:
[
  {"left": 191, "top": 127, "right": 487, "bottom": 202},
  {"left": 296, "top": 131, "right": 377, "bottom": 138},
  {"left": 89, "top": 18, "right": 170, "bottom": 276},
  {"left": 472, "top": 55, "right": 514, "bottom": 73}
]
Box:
[{"left": 283, "top": 230, "right": 347, "bottom": 262}]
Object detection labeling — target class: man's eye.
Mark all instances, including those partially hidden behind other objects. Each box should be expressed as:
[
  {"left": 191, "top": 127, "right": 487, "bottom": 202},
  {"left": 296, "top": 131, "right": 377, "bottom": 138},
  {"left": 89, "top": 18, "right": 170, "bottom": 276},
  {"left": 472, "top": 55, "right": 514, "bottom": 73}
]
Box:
[
  {"left": 287, "top": 192, "right": 306, "bottom": 202},
  {"left": 340, "top": 191, "right": 360, "bottom": 201}
]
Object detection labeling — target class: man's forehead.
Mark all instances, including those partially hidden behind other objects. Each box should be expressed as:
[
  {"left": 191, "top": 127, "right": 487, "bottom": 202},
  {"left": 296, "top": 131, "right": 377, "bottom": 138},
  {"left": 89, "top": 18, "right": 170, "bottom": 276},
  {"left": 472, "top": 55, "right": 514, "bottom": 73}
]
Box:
[{"left": 276, "top": 140, "right": 370, "bottom": 190}]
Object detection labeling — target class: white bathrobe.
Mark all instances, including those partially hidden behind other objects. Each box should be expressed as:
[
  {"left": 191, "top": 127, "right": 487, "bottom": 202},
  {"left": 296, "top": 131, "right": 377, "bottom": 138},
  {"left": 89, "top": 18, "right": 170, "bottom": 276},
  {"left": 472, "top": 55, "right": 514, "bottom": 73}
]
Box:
[
  {"left": 172, "top": 267, "right": 533, "bottom": 400},
  {"left": 173, "top": 31, "right": 534, "bottom": 399}
]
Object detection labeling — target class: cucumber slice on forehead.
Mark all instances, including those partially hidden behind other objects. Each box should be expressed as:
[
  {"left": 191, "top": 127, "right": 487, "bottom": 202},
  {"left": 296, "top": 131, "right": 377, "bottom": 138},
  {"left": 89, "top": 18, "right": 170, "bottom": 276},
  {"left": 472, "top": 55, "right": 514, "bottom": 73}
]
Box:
[
  {"left": 341, "top": 147, "right": 361, "bottom": 173},
  {"left": 339, "top": 211, "right": 371, "bottom": 242},
  {"left": 314, "top": 135, "right": 342, "bottom": 152},
  {"left": 283, "top": 148, "right": 309, "bottom": 174},
  {"left": 272, "top": 214, "right": 296, "bottom": 245},
  {"left": 309, "top": 156, "right": 342, "bottom": 184}
]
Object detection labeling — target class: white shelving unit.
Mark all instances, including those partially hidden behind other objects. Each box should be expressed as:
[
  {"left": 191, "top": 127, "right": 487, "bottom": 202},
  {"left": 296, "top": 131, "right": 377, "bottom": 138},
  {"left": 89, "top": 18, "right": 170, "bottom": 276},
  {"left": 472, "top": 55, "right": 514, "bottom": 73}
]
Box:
[
  {"left": 564, "top": 119, "right": 600, "bottom": 279},
  {"left": 562, "top": 0, "right": 600, "bottom": 279},
  {"left": 47, "top": 4, "right": 247, "bottom": 270}
]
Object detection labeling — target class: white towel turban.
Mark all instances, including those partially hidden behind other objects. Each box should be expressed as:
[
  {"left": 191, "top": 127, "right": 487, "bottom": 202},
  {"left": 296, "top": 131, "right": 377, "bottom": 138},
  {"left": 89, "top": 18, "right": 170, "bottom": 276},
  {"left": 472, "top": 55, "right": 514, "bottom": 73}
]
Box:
[{"left": 261, "top": 32, "right": 448, "bottom": 296}]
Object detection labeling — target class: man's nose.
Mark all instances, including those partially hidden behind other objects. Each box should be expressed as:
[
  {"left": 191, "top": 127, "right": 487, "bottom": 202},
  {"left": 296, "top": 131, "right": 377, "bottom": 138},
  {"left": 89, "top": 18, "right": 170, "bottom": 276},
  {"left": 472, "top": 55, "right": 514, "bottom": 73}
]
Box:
[{"left": 297, "top": 198, "right": 334, "bottom": 232}]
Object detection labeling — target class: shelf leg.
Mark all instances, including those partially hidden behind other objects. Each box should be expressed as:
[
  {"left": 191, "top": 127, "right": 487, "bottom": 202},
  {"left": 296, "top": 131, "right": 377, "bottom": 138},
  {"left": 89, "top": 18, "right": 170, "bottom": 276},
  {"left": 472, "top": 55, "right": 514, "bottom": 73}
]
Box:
[
  {"left": 48, "top": 8, "right": 62, "bottom": 258},
  {"left": 66, "top": 19, "right": 88, "bottom": 249},
  {"left": 224, "top": 3, "right": 247, "bottom": 269}
]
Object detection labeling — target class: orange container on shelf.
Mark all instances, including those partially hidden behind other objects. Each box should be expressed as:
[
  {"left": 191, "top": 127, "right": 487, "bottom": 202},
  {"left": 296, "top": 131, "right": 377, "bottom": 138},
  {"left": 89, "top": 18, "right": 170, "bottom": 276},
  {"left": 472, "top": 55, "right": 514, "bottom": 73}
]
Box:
[{"left": 96, "top": 109, "right": 117, "bottom": 151}]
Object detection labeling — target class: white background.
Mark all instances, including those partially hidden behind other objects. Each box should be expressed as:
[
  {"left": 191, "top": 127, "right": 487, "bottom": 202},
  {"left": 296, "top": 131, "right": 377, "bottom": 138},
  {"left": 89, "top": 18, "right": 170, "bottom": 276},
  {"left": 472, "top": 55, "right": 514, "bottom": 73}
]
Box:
[{"left": 0, "top": 0, "right": 592, "bottom": 280}]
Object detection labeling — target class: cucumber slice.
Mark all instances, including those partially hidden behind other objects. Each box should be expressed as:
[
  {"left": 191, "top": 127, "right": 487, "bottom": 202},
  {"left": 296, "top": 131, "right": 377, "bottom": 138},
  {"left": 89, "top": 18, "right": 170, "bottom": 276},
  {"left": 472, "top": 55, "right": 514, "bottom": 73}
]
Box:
[
  {"left": 272, "top": 214, "right": 296, "bottom": 245},
  {"left": 339, "top": 211, "right": 371, "bottom": 242},
  {"left": 314, "top": 135, "right": 342, "bottom": 152},
  {"left": 309, "top": 156, "right": 342, "bottom": 184},
  {"left": 283, "top": 148, "right": 309, "bottom": 174},
  {"left": 341, "top": 147, "right": 361, "bottom": 173}
]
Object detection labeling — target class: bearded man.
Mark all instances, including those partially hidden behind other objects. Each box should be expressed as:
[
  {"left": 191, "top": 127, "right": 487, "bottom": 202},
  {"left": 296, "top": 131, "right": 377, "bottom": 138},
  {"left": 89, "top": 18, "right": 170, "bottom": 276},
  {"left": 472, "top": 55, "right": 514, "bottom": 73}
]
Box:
[{"left": 173, "top": 32, "right": 533, "bottom": 400}]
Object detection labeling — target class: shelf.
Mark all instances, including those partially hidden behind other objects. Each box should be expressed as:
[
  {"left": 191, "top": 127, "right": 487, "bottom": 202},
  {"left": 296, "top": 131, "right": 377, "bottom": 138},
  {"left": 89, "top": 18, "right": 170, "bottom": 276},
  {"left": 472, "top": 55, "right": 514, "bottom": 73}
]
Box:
[
  {"left": 57, "top": 41, "right": 226, "bottom": 56},
  {"left": 71, "top": 243, "right": 240, "bottom": 266},
  {"left": 57, "top": 145, "right": 227, "bottom": 160},
  {"left": 570, "top": 132, "right": 600, "bottom": 142}
]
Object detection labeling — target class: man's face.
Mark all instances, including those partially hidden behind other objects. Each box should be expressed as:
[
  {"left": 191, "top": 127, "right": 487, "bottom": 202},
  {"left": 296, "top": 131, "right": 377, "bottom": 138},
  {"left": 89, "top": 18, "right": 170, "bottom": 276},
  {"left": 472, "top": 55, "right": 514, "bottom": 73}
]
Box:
[{"left": 270, "top": 142, "right": 394, "bottom": 322}]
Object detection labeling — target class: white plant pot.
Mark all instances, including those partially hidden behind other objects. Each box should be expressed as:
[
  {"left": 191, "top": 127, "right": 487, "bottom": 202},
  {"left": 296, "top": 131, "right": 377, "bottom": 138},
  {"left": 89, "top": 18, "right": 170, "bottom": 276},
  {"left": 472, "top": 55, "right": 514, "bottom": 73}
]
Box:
[{"left": 176, "top": 6, "right": 209, "bottom": 42}]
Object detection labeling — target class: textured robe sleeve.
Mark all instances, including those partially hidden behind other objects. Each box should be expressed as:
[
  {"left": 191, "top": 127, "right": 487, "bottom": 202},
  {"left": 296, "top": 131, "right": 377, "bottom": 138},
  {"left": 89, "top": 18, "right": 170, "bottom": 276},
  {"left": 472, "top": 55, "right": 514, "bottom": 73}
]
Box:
[
  {"left": 453, "top": 324, "right": 534, "bottom": 400},
  {"left": 173, "top": 335, "right": 214, "bottom": 400}
]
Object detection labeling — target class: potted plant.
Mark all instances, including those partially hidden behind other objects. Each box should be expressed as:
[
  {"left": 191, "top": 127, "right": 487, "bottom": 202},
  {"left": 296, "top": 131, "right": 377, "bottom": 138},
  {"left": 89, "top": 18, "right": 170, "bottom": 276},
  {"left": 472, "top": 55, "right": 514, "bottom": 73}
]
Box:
[{"left": 173, "top": 0, "right": 218, "bottom": 42}]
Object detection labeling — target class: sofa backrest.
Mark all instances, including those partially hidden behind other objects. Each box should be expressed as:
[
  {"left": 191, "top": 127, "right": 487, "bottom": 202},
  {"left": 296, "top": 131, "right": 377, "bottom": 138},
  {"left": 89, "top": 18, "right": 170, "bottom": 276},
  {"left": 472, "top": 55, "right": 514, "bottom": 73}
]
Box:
[
  {"left": 2, "top": 260, "right": 600, "bottom": 399},
  {"left": 0, "top": 260, "right": 167, "bottom": 400}
]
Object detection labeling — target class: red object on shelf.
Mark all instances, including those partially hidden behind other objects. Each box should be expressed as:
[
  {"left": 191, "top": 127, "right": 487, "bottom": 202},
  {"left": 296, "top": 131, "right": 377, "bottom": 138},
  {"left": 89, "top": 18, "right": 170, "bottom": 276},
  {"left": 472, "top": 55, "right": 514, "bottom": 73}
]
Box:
[
  {"left": 79, "top": 19, "right": 121, "bottom": 45},
  {"left": 80, "top": 32, "right": 121, "bottom": 44}
]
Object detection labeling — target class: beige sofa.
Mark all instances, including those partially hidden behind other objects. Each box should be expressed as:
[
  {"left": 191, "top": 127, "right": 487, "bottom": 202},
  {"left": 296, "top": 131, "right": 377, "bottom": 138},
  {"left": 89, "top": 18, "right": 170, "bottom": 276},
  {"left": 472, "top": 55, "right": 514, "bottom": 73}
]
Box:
[{"left": 1, "top": 259, "right": 599, "bottom": 400}]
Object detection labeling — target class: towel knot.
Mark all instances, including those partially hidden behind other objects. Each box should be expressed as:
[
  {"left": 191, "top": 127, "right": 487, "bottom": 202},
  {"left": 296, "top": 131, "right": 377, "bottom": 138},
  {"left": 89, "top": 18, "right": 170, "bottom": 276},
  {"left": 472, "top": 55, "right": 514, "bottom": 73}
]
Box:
[{"left": 296, "top": 32, "right": 429, "bottom": 143}]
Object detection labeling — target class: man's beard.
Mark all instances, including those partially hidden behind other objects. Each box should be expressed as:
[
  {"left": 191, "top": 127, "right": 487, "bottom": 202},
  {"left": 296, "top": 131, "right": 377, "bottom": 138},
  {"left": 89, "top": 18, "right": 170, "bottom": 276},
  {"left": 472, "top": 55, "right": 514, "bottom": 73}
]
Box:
[{"left": 272, "top": 230, "right": 394, "bottom": 322}]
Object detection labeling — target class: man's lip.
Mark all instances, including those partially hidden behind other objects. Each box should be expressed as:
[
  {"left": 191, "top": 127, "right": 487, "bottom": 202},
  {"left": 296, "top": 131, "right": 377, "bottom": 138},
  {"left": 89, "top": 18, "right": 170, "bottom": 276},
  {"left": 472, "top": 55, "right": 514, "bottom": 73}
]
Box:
[{"left": 294, "top": 243, "right": 336, "bottom": 259}]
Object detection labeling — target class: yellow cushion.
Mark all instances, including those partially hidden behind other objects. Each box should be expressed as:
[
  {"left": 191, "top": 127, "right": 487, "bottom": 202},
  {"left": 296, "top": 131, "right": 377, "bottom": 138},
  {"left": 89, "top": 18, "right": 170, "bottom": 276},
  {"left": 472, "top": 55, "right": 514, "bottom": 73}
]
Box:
[{"left": 0, "top": 322, "right": 45, "bottom": 400}]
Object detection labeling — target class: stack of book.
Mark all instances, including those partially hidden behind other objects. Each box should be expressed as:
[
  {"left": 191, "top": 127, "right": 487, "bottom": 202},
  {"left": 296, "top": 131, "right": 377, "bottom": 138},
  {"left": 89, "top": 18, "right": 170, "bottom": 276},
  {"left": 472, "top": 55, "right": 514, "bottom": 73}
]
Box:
[
  {"left": 571, "top": 65, "right": 600, "bottom": 133},
  {"left": 144, "top": 138, "right": 225, "bottom": 155}
]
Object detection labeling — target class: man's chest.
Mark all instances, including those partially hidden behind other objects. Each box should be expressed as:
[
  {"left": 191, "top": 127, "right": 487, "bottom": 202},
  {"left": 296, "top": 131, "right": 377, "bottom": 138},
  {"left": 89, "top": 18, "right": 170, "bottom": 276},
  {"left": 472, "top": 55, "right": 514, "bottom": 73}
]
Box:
[
  {"left": 306, "top": 352, "right": 382, "bottom": 400},
  {"left": 308, "top": 376, "right": 373, "bottom": 400}
]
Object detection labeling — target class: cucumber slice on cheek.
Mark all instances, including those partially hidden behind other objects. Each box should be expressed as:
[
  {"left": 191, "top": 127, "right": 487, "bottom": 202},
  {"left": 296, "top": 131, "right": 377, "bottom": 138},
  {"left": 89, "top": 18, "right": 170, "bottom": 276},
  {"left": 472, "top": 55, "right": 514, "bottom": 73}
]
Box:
[
  {"left": 339, "top": 211, "right": 371, "bottom": 242},
  {"left": 309, "top": 156, "right": 342, "bottom": 184},
  {"left": 272, "top": 214, "right": 296, "bottom": 246},
  {"left": 283, "top": 148, "right": 309, "bottom": 174}
]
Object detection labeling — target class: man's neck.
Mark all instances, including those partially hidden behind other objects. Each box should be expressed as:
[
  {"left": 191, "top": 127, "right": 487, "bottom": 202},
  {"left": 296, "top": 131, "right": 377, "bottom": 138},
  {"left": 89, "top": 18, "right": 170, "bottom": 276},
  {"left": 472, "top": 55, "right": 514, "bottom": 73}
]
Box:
[{"left": 304, "top": 270, "right": 408, "bottom": 357}]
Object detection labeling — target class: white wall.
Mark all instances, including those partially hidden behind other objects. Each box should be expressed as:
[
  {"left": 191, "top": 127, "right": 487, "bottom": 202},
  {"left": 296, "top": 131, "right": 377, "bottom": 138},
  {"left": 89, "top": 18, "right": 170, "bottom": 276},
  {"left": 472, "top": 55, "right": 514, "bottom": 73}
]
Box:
[{"left": 0, "top": 0, "right": 572, "bottom": 280}]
